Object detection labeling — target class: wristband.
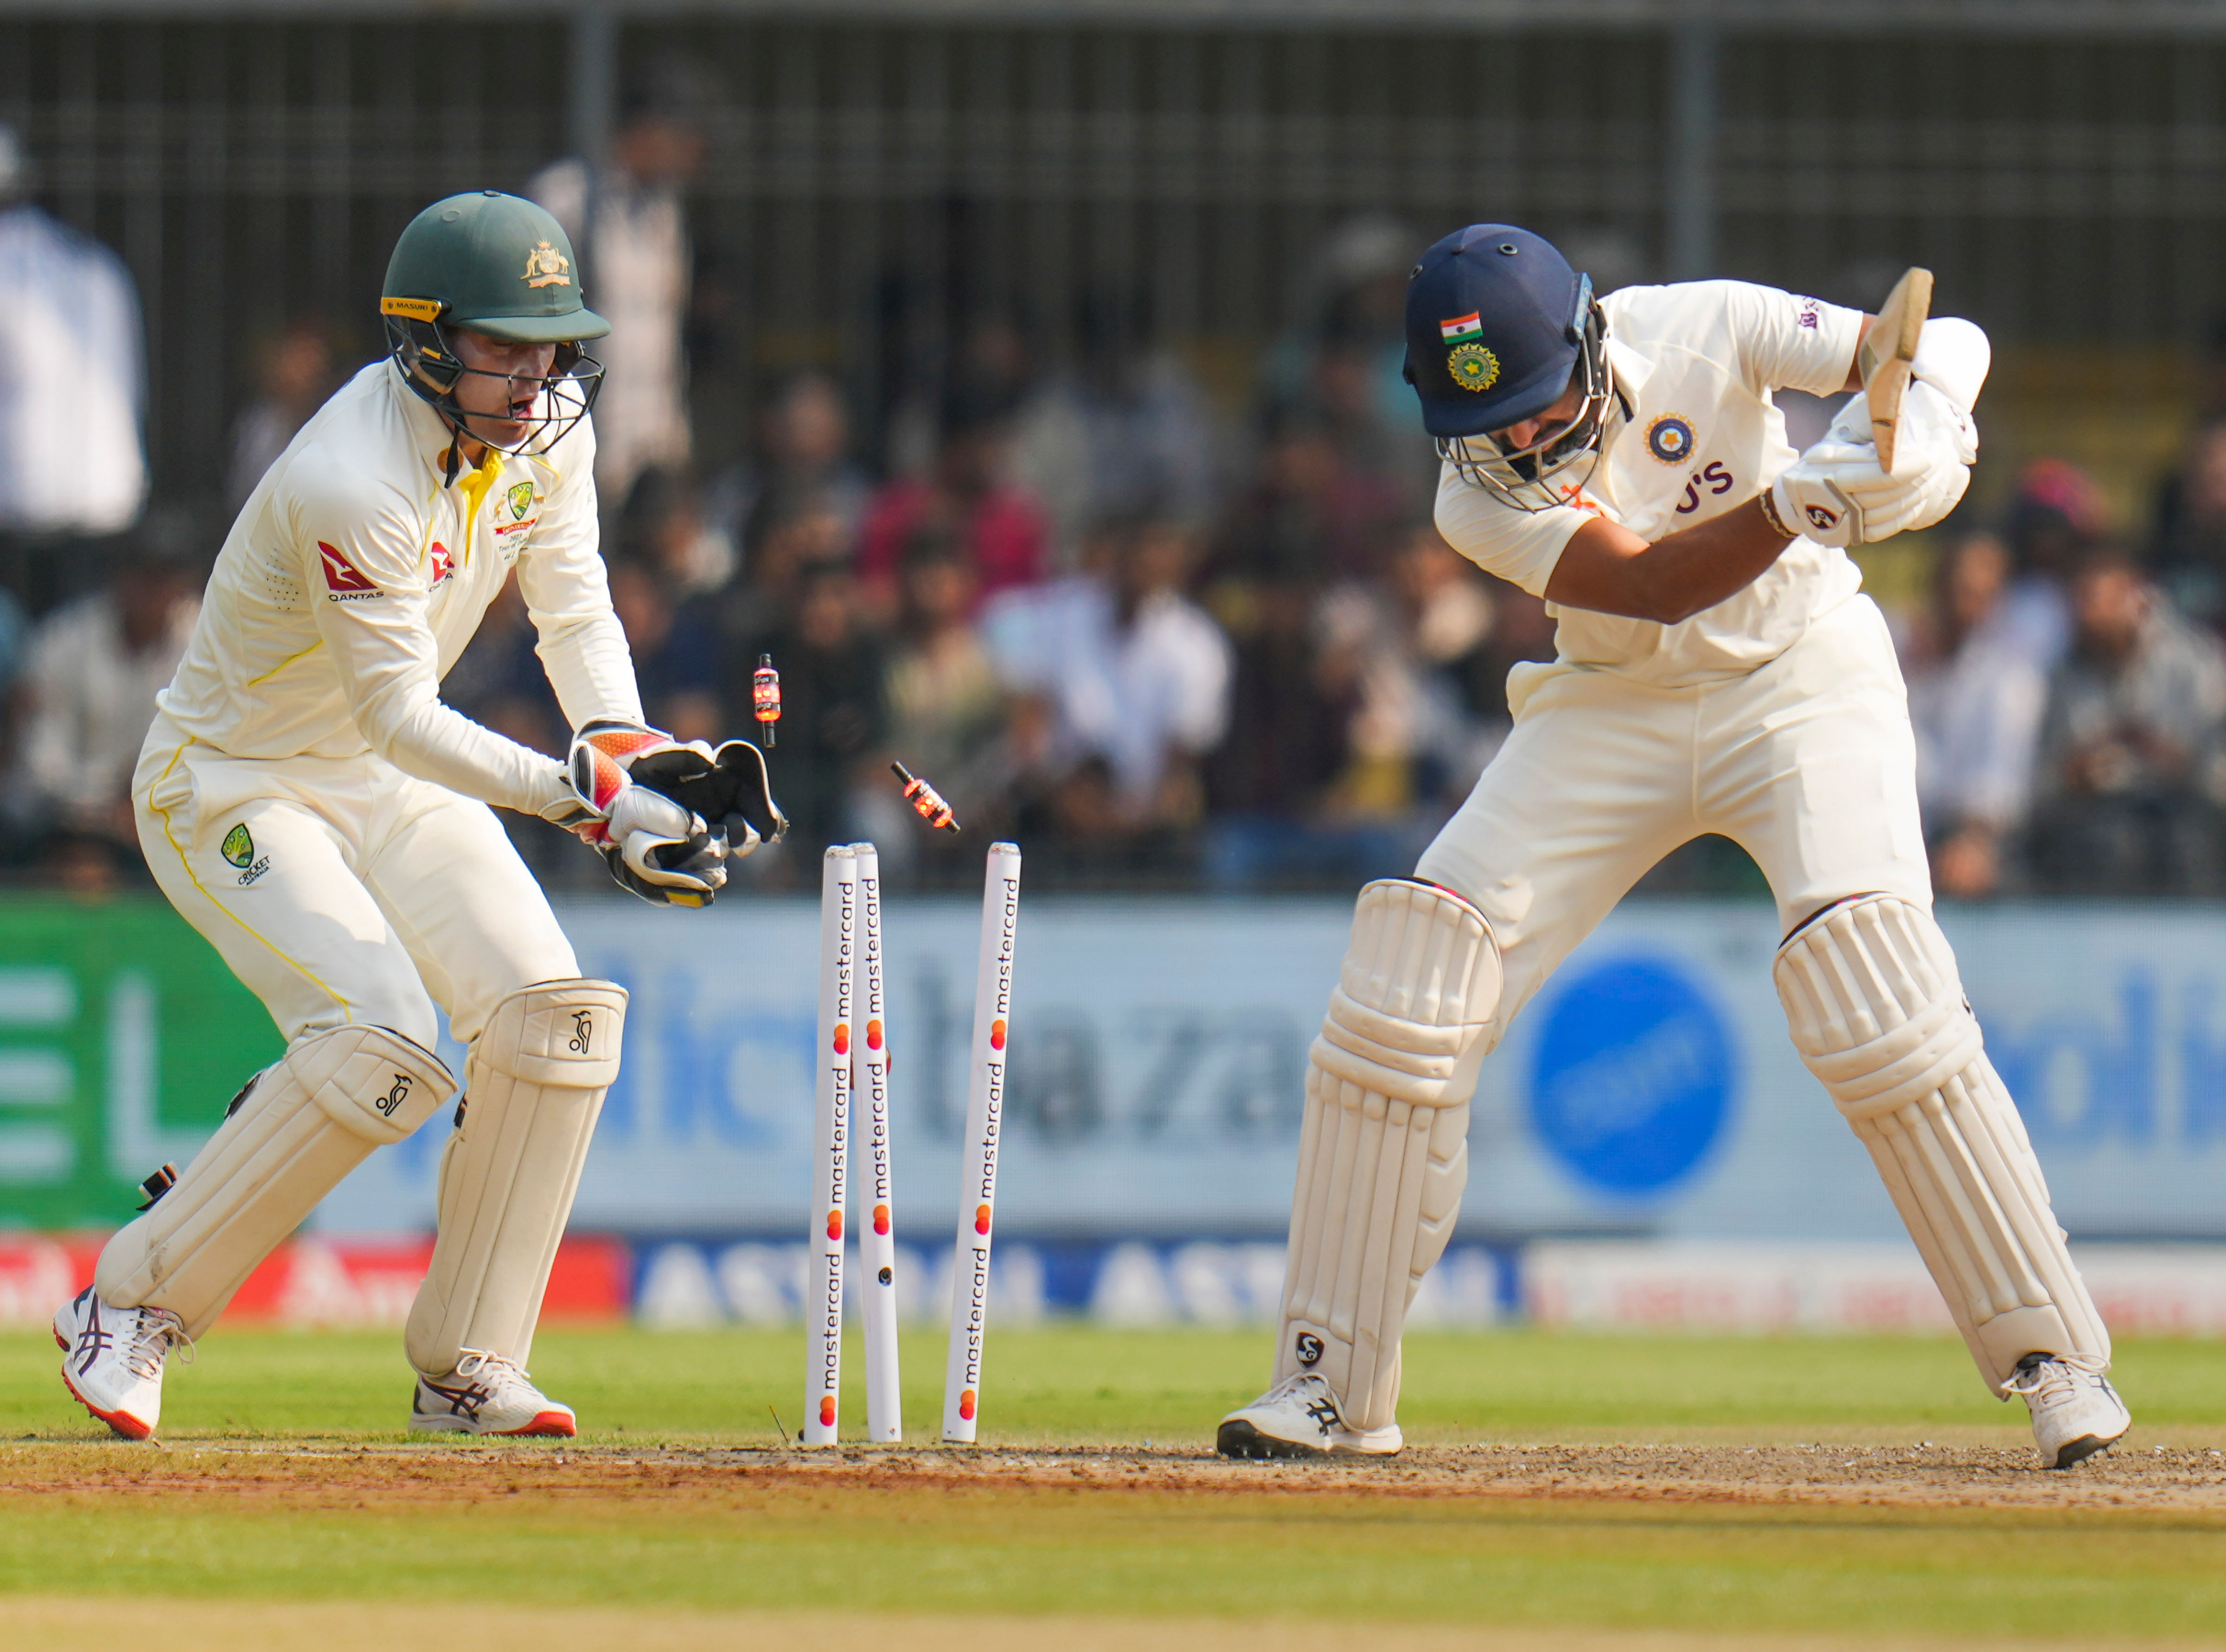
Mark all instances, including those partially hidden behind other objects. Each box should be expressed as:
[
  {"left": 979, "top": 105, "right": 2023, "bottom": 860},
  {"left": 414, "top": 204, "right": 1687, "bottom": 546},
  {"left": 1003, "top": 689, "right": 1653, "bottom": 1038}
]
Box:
[{"left": 1758, "top": 484, "right": 1796, "bottom": 540}]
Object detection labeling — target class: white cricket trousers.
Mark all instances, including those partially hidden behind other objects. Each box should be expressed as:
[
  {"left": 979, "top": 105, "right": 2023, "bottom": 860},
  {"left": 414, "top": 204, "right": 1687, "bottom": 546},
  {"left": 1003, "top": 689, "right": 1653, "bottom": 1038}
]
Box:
[
  {"left": 1416, "top": 594, "right": 1932, "bottom": 1046},
  {"left": 133, "top": 712, "right": 579, "bottom": 1050}
]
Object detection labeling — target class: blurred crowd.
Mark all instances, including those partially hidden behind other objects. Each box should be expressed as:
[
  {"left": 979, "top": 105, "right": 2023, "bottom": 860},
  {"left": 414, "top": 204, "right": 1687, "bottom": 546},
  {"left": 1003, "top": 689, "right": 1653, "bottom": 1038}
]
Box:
[{"left": 6, "top": 86, "right": 2226, "bottom": 901}]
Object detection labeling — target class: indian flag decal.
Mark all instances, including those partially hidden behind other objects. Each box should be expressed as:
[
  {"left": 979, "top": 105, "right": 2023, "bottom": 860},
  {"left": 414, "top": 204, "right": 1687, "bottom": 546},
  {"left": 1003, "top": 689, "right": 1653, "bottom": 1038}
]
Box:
[{"left": 1439, "top": 313, "right": 1484, "bottom": 343}]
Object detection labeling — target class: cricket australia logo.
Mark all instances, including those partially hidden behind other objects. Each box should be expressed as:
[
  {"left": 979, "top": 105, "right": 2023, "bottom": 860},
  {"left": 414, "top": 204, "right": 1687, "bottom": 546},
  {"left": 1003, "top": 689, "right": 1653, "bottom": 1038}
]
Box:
[
  {"left": 374, "top": 1073, "right": 414, "bottom": 1118},
  {"left": 523, "top": 240, "right": 572, "bottom": 289},
  {"left": 221, "top": 822, "right": 271, "bottom": 886},
  {"left": 507, "top": 481, "right": 534, "bottom": 521}
]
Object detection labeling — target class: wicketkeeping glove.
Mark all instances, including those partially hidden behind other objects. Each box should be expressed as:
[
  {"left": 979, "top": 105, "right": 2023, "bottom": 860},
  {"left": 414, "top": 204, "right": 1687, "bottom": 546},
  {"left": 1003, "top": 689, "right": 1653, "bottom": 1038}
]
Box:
[
  {"left": 544, "top": 720, "right": 730, "bottom": 907},
  {"left": 1769, "top": 379, "right": 1975, "bottom": 548},
  {"left": 624, "top": 736, "right": 788, "bottom": 855}
]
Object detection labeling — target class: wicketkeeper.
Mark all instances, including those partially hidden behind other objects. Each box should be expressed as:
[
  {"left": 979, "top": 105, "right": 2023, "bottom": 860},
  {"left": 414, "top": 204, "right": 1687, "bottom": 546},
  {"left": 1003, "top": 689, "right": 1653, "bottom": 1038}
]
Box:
[
  {"left": 1218, "top": 225, "right": 2129, "bottom": 1470},
  {"left": 56, "top": 191, "right": 782, "bottom": 1439}
]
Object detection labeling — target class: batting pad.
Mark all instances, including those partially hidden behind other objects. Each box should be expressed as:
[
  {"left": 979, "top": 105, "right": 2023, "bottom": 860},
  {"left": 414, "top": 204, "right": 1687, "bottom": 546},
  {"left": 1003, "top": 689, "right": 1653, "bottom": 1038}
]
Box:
[
  {"left": 96, "top": 1025, "right": 453, "bottom": 1338},
  {"left": 405, "top": 979, "right": 627, "bottom": 1378},
  {"left": 1775, "top": 895, "right": 2108, "bottom": 1391},
  {"left": 1277, "top": 880, "right": 1501, "bottom": 1432}
]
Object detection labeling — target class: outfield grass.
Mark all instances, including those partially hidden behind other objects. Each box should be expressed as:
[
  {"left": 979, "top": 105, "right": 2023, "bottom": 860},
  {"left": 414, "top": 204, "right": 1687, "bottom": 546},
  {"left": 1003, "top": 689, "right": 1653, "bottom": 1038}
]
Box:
[
  {"left": 6, "top": 1323, "right": 2226, "bottom": 1443},
  {"left": 3, "top": 1327, "right": 2224, "bottom": 1646}
]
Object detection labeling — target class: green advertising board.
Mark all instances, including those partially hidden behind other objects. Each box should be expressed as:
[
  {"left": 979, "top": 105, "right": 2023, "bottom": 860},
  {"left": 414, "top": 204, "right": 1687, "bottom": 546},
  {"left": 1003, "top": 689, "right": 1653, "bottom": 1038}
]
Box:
[{"left": 0, "top": 896, "right": 284, "bottom": 1228}]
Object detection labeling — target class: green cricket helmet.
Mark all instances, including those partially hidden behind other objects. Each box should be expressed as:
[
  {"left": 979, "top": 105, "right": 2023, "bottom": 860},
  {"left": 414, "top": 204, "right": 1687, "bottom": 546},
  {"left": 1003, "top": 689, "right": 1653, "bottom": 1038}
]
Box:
[{"left": 380, "top": 191, "right": 611, "bottom": 476}]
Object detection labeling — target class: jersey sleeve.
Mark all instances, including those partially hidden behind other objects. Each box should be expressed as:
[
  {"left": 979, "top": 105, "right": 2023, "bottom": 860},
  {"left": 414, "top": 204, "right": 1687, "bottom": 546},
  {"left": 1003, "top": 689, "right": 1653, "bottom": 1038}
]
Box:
[
  {"left": 1432, "top": 464, "right": 1591, "bottom": 599},
  {"left": 1719, "top": 281, "right": 1864, "bottom": 399},
  {"left": 300, "top": 472, "right": 570, "bottom": 816},
  {"left": 512, "top": 419, "right": 646, "bottom": 735}
]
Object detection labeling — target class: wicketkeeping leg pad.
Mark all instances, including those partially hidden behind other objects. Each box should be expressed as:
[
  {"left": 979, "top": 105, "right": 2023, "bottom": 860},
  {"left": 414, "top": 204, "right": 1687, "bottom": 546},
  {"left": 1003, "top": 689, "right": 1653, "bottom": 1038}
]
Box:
[
  {"left": 405, "top": 979, "right": 627, "bottom": 1379},
  {"left": 1277, "top": 880, "right": 1501, "bottom": 1433},
  {"left": 1774, "top": 894, "right": 2109, "bottom": 1391},
  {"left": 95, "top": 1025, "right": 454, "bottom": 1338}
]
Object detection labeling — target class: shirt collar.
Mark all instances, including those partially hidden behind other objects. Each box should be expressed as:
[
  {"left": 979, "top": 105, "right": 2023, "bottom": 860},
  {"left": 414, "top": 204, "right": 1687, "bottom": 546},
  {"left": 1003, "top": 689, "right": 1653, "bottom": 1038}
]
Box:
[
  {"left": 1603, "top": 335, "right": 1653, "bottom": 401},
  {"left": 385, "top": 358, "right": 515, "bottom": 490},
  {"left": 387, "top": 359, "right": 463, "bottom": 477}
]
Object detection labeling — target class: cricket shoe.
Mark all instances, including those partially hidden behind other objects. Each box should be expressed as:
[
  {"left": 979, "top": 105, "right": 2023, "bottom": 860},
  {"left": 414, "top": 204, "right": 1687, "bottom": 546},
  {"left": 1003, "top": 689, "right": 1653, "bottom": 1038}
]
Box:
[
  {"left": 410, "top": 1349, "right": 577, "bottom": 1437},
  {"left": 53, "top": 1287, "right": 192, "bottom": 1441},
  {"left": 1216, "top": 1372, "right": 1402, "bottom": 1460},
  {"left": 2006, "top": 1352, "right": 2130, "bottom": 1469}
]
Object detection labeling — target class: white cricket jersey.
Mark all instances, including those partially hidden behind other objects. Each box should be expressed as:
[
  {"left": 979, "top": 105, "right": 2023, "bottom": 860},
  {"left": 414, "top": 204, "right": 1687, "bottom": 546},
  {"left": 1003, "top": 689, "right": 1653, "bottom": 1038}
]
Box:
[
  {"left": 150, "top": 360, "right": 642, "bottom": 816},
  {"left": 1433, "top": 280, "right": 1866, "bottom": 688}
]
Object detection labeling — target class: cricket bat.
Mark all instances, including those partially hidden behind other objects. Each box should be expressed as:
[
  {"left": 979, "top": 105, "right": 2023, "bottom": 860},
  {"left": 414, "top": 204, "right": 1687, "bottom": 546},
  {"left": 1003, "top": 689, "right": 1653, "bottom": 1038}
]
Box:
[{"left": 1856, "top": 266, "right": 1932, "bottom": 474}]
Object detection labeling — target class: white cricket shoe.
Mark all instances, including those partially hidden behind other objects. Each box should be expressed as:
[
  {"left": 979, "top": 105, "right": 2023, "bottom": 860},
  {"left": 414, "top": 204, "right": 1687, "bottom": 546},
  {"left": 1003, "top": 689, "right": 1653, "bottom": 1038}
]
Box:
[
  {"left": 410, "top": 1349, "right": 577, "bottom": 1437},
  {"left": 1216, "top": 1372, "right": 1402, "bottom": 1460},
  {"left": 2006, "top": 1352, "right": 2130, "bottom": 1469},
  {"left": 53, "top": 1286, "right": 192, "bottom": 1441}
]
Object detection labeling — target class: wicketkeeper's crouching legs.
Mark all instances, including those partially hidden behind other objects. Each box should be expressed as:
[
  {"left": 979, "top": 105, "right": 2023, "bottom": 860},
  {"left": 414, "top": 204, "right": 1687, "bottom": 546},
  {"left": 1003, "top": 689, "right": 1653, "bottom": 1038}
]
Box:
[
  {"left": 55, "top": 1023, "right": 455, "bottom": 1438},
  {"left": 1775, "top": 895, "right": 2129, "bottom": 1465},
  {"left": 96, "top": 1025, "right": 456, "bottom": 1335},
  {"left": 1220, "top": 879, "right": 1500, "bottom": 1458},
  {"left": 403, "top": 978, "right": 626, "bottom": 1436}
]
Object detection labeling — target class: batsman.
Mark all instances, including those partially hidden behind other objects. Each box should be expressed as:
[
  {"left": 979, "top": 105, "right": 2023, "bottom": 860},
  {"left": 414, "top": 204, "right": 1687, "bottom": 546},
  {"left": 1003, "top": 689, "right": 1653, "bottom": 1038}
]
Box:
[
  {"left": 55, "top": 191, "right": 781, "bottom": 1440},
  {"left": 1218, "top": 225, "right": 2128, "bottom": 1470}
]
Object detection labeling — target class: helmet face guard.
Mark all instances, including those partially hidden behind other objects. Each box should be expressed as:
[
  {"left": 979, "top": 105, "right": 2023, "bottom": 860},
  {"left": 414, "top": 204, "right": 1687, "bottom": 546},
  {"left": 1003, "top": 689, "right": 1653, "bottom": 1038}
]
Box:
[
  {"left": 384, "top": 310, "right": 604, "bottom": 471},
  {"left": 1438, "top": 294, "right": 1618, "bottom": 513}
]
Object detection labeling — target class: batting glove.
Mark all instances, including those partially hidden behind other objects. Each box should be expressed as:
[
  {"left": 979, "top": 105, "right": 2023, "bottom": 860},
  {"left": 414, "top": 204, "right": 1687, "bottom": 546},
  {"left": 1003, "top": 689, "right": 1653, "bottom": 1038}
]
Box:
[{"left": 1769, "top": 380, "right": 1975, "bottom": 547}]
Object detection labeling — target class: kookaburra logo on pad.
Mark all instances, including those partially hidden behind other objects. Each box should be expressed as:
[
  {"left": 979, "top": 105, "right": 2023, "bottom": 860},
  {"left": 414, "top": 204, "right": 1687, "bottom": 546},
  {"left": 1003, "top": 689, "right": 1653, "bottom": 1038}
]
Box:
[
  {"left": 569, "top": 1010, "right": 594, "bottom": 1054},
  {"left": 375, "top": 1074, "right": 414, "bottom": 1118}
]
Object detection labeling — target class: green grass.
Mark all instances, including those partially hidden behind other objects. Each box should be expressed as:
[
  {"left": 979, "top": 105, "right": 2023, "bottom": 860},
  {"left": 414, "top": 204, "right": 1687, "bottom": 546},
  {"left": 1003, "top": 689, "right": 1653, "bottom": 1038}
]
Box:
[
  {"left": 2, "top": 1480, "right": 2226, "bottom": 1640},
  {"left": 8, "top": 1324, "right": 2226, "bottom": 1443},
  {"left": 4, "top": 1327, "right": 2225, "bottom": 1642}
]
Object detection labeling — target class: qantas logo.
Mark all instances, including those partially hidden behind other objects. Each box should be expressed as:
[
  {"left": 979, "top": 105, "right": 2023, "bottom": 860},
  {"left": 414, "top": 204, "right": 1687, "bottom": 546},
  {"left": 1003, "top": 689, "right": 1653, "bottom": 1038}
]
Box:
[
  {"left": 429, "top": 542, "right": 454, "bottom": 586},
  {"left": 318, "top": 542, "right": 384, "bottom": 602}
]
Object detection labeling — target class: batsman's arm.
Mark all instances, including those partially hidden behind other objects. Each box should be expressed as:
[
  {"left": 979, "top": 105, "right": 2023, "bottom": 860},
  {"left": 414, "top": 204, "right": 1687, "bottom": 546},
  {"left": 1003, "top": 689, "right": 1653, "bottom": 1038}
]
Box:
[{"left": 1542, "top": 501, "right": 1795, "bottom": 628}]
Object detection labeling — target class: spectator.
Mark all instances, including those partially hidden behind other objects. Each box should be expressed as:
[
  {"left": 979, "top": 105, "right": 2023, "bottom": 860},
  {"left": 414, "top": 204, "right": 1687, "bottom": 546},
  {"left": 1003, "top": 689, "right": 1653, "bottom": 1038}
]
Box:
[
  {"left": 1995, "top": 458, "right": 2111, "bottom": 678},
  {"left": 607, "top": 558, "right": 720, "bottom": 745},
  {"left": 985, "top": 515, "right": 1231, "bottom": 831},
  {"left": 858, "top": 387, "right": 1046, "bottom": 610},
  {"left": 1203, "top": 568, "right": 1360, "bottom": 887},
  {"left": 1009, "top": 286, "right": 1223, "bottom": 568},
  {"left": 883, "top": 526, "right": 1004, "bottom": 796},
  {"left": 1258, "top": 216, "right": 1415, "bottom": 454},
  {"left": 9, "top": 517, "right": 198, "bottom": 885},
  {"left": 726, "top": 370, "right": 871, "bottom": 554},
  {"left": 529, "top": 59, "right": 715, "bottom": 501},
  {"left": 2029, "top": 547, "right": 2226, "bottom": 894},
  {"left": 225, "top": 317, "right": 341, "bottom": 509},
  {"left": 719, "top": 484, "right": 856, "bottom": 645},
  {"left": 0, "top": 123, "right": 147, "bottom": 610},
  {"left": 2148, "top": 416, "right": 2226, "bottom": 630},
  {"left": 1460, "top": 571, "right": 1558, "bottom": 755},
  {"left": 1207, "top": 412, "right": 1407, "bottom": 591},
  {"left": 1903, "top": 529, "right": 2050, "bottom": 900},
  {"left": 617, "top": 468, "right": 735, "bottom": 600},
  {"left": 736, "top": 561, "right": 887, "bottom": 854}
]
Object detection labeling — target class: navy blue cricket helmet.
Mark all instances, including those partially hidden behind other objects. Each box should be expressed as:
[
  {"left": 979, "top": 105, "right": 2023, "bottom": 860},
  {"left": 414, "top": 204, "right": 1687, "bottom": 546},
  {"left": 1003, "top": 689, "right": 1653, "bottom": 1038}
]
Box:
[{"left": 1404, "top": 224, "right": 1616, "bottom": 511}]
